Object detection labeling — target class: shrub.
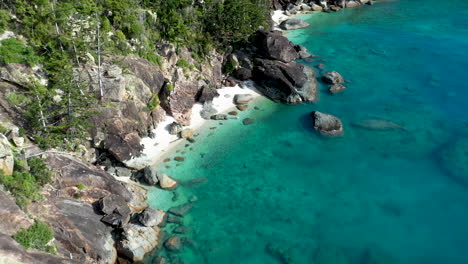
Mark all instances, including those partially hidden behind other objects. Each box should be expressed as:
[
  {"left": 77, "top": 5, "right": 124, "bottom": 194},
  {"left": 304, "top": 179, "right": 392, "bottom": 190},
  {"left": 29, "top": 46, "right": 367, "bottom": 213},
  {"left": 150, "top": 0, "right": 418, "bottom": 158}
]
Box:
[
  {"left": 147, "top": 93, "right": 160, "bottom": 111},
  {"left": 5, "top": 92, "right": 29, "bottom": 106},
  {"left": 13, "top": 219, "right": 55, "bottom": 253},
  {"left": 76, "top": 183, "right": 85, "bottom": 190},
  {"left": 176, "top": 59, "right": 190, "bottom": 68},
  {"left": 0, "top": 10, "right": 10, "bottom": 33},
  {"left": 28, "top": 157, "right": 53, "bottom": 186},
  {"left": 224, "top": 58, "right": 237, "bottom": 74},
  {"left": 0, "top": 170, "right": 42, "bottom": 209},
  {"left": 0, "top": 38, "right": 41, "bottom": 66},
  {"left": 166, "top": 83, "right": 174, "bottom": 92}
]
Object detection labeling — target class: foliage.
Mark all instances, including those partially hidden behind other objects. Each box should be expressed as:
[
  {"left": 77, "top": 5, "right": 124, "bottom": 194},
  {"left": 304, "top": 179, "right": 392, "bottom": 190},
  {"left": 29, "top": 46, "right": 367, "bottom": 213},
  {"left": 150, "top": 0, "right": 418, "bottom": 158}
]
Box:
[
  {"left": 147, "top": 93, "right": 160, "bottom": 111},
  {"left": 0, "top": 38, "right": 41, "bottom": 66},
  {"left": 166, "top": 83, "right": 174, "bottom": 92},
  {"left": 224, "top": 58, "right": 238, "bottom": 74},
  {"left": 0, "top": 9, "right": 10, "bottom": 33},
  {"left": 13, "top": 219, "right": 56, "bottom": 253},
  {"left": 0, "top": 124, "right": 7, "bottom": 134},
  {"left": 5, "top": 92, "right": 29, "bottom": 106},
  {"left": 0, "top": 157, "right": 52, "bottom": 209},
  {"left": 76, "top": 183, "right": 85, "bottom": 190}
]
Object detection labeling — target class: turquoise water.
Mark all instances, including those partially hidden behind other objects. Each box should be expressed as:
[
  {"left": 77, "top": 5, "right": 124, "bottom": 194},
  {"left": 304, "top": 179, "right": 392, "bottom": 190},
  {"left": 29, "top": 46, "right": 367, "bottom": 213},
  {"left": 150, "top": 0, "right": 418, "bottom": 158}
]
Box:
[{"left": 146, "top": 1, "right": 468, "bottom": 263}]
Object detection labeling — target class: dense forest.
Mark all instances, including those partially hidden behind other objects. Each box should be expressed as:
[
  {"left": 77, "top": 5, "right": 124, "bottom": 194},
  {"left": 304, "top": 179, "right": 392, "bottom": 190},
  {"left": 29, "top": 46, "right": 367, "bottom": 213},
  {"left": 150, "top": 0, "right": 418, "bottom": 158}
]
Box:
[{"left": 0, "top": 0, "right": 270, "bottom": 148}]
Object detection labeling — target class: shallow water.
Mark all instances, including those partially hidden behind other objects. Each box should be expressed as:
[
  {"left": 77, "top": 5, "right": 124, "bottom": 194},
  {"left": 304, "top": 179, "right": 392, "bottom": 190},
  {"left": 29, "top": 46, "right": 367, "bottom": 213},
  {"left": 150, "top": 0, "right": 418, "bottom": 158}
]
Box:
[{"left": 145, "top": 1, "right": 468, "bottom": 263}]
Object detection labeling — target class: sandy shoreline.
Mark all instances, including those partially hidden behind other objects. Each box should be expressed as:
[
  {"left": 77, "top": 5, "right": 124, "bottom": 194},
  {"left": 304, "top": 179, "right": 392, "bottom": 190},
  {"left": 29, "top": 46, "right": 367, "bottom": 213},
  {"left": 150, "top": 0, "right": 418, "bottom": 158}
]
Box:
[{"left": 124, "top": 81, "right": 261, "bottom": 169}]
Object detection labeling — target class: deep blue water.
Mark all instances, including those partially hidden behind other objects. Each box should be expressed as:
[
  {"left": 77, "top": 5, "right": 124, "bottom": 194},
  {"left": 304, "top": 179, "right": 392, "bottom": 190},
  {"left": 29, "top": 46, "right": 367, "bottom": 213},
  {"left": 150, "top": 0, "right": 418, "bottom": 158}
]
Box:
[{"left": 146, "top": 1, "right": 468, "bottom": 263}]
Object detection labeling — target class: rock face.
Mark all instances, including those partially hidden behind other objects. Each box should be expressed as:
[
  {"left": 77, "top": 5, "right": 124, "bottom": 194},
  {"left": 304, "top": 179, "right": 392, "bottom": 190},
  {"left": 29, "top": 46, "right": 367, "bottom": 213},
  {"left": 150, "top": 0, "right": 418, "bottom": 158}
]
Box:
[
  {"left": 0, "top": 234, "right": 69, "bottom": 264},
  {"left": 295, "top": 44, "right": 312, "bottom": 59},
  {"left": 157, "top": 173, "right": 178, "bottom": 190},
  {"left": 116, "top": 223, "right": 163, "bottom": 262},
  {"left": 253, "top": 58, "right": 317, "bottom": 104},
  {"left": 255, "top": 31, "right": 299, "bottom": 63},
  {"left": 0, "top": 134, "right": 14, "bottom": 175},
  {"left": 311, "top": 111, "right": 344, "bottom": 136},
  {"left": 138, "top": 208, "right": 167, "bottom": 227},
  {"left": 0, "top": 189, "right": 33, "bottom": 236},
  {"left": 196, "top": 85, "right": 219, "bottom": 103},
  {"left": 280, "top": 19, "right": 310, "bottom": 30},
  {"left": 322, "top": 71, "right": 344, "bottom": 84}
]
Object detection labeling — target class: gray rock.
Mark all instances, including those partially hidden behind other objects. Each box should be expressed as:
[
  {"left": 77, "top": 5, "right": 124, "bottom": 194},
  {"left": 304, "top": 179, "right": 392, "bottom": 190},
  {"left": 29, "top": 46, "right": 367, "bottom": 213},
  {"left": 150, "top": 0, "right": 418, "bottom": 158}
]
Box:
[
  {"left": 0, "top": 134, "right": 14, "bottom": 176},
  {"left": 0, "top": 189, "right": 33, "bottom": 236},
  {"left": 167, "top": 215, "right": 183, "bottom": 224},
  {"left": 97, "top": 194, "right": 131, "bottom": 226},
  {"left": 311, "top": 111, "right": 344, "bottom": 136},
  {"left": 200, "top": 101, "right": 218, "bottom": 120},
  {"left": 234, "top": 94, "right": 254, "bottom": 105},
  {"left": 168, "top": 202, "right": 193, "bottom": 216},
  {"left": 115, "top": 166, "right": 132, "bottom": 177},
  {"left": 142, "top": 166, "right": 159, "bottom": 186},
  {"left": 173, "top": 226, "right": 190, "bottom": 234},
  {"left": 322, "top": 71, "right": 344, "bottom": 84},
  {"left": 138, "top": 208, "right": 167, "bottom": 227},
  {"left": 157, "top": 173, "right": 178, "bottom": 190},
  {"left": 196, "top": 85, "right": 219, "bottom": 103},
  {"left": 211, "top": 114, "right": 228, "bottom": 120},
  {"left": 233, "top": 67, "right": 253, "bottom": 81},
  {"left": 280, "top": 19, "right": 310, "bottom": 30},
  {"left": 295, "top": 45, "right": 312, "bottom": 59},
  {"left": 169, "top": 122, "right": 183, "bottom": 135},
  {"left": 252, "top": 59, "right": 317, "bottom": 104},
  {"left": 117, "top": 223, "right": 163, "bottom": 262},
  {"left": 329, "top": 84, "right": 346, "bottom": 94},
  {"left": 255, "top": 31, "right": 299, "bottom": 63}
]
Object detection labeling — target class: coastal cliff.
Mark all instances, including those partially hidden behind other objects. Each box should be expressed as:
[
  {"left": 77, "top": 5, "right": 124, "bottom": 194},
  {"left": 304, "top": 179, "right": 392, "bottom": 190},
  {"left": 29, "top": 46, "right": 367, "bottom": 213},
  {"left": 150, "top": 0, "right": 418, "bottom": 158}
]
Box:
[{"left": 0, "top": 0, "right": 381, "bottom": 263}]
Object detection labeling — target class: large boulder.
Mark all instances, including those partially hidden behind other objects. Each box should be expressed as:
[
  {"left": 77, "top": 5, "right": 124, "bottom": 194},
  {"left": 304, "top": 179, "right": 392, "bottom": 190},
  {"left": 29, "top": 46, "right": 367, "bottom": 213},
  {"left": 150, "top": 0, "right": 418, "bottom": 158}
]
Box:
[
  {"left": 97, "top": 194, "right": 131, "bottom": 227},
  {"left": 280, "top": 19, "right": 310, "bottom": 30},
  {"left": 138, "top": 208, "right": 167, "bottom": 227},
  {"left": 234, "top": 94, "right": 254, "bottom": 105},
  {"left": 142, "top": 166, "right": 159, "bottom": 186},
  {"left": 164, "top": 236, "right": 183, "bottom": 252},
  {"left": 157, "top": 173, "right": 178, "bottom": 190},
  {"left": 196, "top": 85, "right": 219, "bottom": 103},
  {"left": 122, "top": 57, "right": 165, "bottom": 95},
  {"left": 0, "top": 189, "right": 33, "bottom": 236},
  {"left": 322, "top": 71, "right": 344, "bottom": 84},
  {"left": 255, "top": 31, "right": 299, "bottom": 63},
  {"left": 0, "top": 134, "right": 14, "bottom": 175},
  {"left": 200, "top": 101, "right": 218, "bottom": 120},
  {"left": 168, "top": 202, "right": 194, "bottom": 217},
  {"left": 311, "top": 111, "right": 344, "bottom": 136},
  {"left": 252, "top": 59, "right": 317, "bottom": 104},
  {"left": 116, "top": 223, "right": 163, "bottom": 262}
]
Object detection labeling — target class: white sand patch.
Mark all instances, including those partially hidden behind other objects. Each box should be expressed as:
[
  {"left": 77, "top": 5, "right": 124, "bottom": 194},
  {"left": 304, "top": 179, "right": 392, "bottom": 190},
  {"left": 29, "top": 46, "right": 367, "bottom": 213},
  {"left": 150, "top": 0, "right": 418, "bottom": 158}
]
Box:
[
  {"left": 272, "top": 10, "right": 289, "bottom": 30},
  {"left": 124, "top": 81, "right": 261, "bottom": 169}
]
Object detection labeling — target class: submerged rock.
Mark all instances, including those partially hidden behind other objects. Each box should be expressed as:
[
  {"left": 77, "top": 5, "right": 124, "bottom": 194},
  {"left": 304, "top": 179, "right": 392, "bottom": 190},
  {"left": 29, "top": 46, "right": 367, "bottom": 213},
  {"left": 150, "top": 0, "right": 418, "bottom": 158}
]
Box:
[
  {"left": 352, "top": 119, "right": 406, "bottom": 131},
  {"left": 173, "top": 226, "right": 190, "bottom": 234},
  {"left": 280, "top": 19, "right": 310, "bottom": 30},
  {"left": 168, "top": 202, "right": 193, "bottom": 216},
  {"left": 164, "top": 236, "right": 183, "bottom": 252},
  {"left": 211, "top": 114, "right": 228, "bottom": 120},
  {"left": 329, "top": 84, "right": 346, "bottom": 94},
  {"left": 243, "top": 118, "right": 256, "bottom": 125},
  {"left": 266, "top": 243, "right": 294, "bottom": 264},
  {"left": 311, "top": 111, "right": 344, "bottom": 136},
  {"left": 314, "top": 245, "right": 351, "bottom": 264},
  {"left": 439, "top": 138, "right": 468, "bottom": 187}
]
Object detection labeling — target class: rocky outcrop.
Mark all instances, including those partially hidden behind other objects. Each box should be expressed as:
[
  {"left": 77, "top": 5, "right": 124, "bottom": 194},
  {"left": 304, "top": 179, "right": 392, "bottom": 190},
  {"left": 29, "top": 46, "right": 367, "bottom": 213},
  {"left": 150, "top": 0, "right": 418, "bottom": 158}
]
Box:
[
  {"left": 329, "top": 84, "right": 346, "bottom": 94},
  {"left": 311, "top": 111, "right": 343, "bottom": 136},
  {"left": 255, "top": 30, "right": 299, "bottom": 63},
  {"left": 0, "top": 134, "right": 14, "bottom": 175},
  {"left": 253, "top": 58, "right": 317, "bottom": 104},
  {"left": 0, "top": 189, "right": 33, "bottom": 236},
  {"left": 0, "top": 63, "right": 47, "bottom": 87},
  {"left": 196, "top": 85, "right": 219, "bottom": 103},
  {"left": 142, "top": 166, "right": 159, "bottom": 186},
  {"left": 234, "top": 94, "right": 255, "bottom": 105},
  {"left": 116, "top": 223, "right": 163, "bottom": 262},
  {"left": 280, "top": 19, "right": 310, "bottom": 30}
]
